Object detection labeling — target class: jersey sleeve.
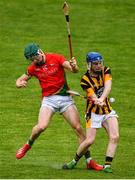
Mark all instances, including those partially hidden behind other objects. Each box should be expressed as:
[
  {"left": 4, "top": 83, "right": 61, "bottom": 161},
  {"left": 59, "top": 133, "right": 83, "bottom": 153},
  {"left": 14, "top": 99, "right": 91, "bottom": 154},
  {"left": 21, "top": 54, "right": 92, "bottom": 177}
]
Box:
[
  {"left": 104, "top": 67, "right": 112, "bottom": 82},
  {"left": 80, "top": 75, "right": 90, "bottom": 90},
  {"left": 57, "top": 54, "right": 66, "bottom": 65},
  {"left": 27, "top": 65, "right": 35, "bottom": 76}
]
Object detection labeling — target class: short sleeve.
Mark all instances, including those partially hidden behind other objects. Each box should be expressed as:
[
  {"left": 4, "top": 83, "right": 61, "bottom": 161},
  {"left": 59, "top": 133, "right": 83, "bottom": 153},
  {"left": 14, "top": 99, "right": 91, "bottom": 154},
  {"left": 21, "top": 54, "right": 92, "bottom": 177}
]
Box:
[
  {"left": 104, "top": 67, "right": 112, "bottom": 82},
  {"left": 57, "top": 54, "right": 66, "bottom": 65},
  {"left": 80, "top": 74, "right": 92, "bottom": 91},
  {"left": 27, "top": 65, "right": 35, "bottom": 76}
]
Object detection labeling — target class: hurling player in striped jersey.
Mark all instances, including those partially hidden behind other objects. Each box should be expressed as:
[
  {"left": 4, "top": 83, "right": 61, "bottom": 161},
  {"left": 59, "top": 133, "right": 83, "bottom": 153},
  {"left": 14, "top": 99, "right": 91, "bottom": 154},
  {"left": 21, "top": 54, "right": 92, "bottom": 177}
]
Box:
[
  {"left": 15, "top": 43, "right": 102, "bottom": 171},
  {"left": 63, "top": 52, "right": 119, "bottom": 173}
]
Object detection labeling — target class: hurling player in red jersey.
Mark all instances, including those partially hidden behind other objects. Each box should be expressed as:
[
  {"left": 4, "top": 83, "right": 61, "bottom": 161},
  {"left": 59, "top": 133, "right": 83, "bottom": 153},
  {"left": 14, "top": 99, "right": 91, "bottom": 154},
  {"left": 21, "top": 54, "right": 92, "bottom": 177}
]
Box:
[{"left": 15, "top": 43, "right": 102, "bottom": 171}]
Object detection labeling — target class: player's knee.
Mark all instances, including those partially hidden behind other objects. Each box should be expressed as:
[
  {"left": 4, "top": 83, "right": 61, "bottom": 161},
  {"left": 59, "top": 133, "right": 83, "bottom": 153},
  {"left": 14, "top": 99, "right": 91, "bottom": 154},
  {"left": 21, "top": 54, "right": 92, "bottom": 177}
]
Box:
[
  {"left": 74, "top": 124, "right": 83, "bottom": 134},
  {"left": 85, "top": 137, "right": 95, "bottom": 146},
  {"left": 73, "top": 124, "right": 85, "bottom": 140},
  {"left": 85, "top": 136, "right": 95, "bottom": 147},
  {"left": 109, "top": 134, "right": 119, "bottom": 144}
]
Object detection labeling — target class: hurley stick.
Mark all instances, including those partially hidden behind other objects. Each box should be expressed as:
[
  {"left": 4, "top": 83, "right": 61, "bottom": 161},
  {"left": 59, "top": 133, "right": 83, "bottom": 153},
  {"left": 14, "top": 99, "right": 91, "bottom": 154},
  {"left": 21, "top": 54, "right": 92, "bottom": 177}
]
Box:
[{"left": 63, "top": 1, "right": 73, "bottom": 59}]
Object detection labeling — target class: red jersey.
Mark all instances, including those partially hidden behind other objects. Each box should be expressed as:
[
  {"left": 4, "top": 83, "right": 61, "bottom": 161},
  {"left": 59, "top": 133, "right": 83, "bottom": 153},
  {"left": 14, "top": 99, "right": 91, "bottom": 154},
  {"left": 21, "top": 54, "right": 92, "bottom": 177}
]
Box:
[{"left": 27, "top": 53, "right": 67, "bottom": 97}]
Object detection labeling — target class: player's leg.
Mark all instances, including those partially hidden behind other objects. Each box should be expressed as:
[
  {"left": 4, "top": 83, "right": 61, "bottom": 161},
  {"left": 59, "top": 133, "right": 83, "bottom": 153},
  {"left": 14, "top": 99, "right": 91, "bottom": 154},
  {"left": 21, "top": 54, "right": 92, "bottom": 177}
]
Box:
[
  {"left": 78, "top": 127, "right": 103, "bottom": 170},
  {"left": 76, "top": 127, "right": 97, "bottom": 156},
  {"left": 102, "top": 116, "right": 119, "bottom": 173},
  {"left": 62, "top": 108, "right": 103, "bottom": 170},
  {"left": 62, "top": 104, "right": 86, "bottom": 169},
  {"left": 29, "top": 106, "right": 54, "bottom": 144},
  {"left": 16, "top": 106, "right": 54, "bottom": 159},
  {"left": 62, "top": 126, "right": 96, "bottom": 169},
  {"left": 62, "top": 104, "right": 85, "bottom": 143}
]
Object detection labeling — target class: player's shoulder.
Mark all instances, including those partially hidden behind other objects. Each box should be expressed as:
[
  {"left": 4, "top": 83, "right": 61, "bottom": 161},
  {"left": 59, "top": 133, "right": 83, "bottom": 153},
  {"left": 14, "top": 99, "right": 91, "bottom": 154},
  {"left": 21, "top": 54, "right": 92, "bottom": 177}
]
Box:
[
  {"left": 46, "top": 52, "right": 66, "bottom": 59},
  {"left": 46, "top": 53, "right": 66, "bottom": 65},
  {"left": 84, "top": 70, "right": 89, "bottom": 77},
  {"left": 81, "top": 70, "right": 89, "bottom": 80},
  {"left": 103, "top": 66, "right": 111, "bottom": 72},
  {"left": 27, "top": 63, "right": 36, "bottom": 72},
  {"left": 104, "top": 65, "right": 111, "bottom": 69},
  {"left": 28, "top": 62, "right": 35, "bottom": 68}
]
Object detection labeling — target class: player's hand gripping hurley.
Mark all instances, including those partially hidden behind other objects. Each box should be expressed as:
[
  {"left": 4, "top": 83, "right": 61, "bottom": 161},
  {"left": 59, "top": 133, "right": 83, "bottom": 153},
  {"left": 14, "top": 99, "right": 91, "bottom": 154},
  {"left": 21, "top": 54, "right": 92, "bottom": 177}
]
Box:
[{"left": 67, "top": 89, "right": 115, "bottom": 106}]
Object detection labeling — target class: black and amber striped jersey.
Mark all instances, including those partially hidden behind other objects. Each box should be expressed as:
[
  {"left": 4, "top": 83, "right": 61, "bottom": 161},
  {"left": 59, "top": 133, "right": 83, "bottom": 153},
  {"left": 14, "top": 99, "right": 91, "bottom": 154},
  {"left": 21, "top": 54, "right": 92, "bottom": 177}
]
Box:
[{"left": 80, "top": 66, "right": 112, "bottom": 116}]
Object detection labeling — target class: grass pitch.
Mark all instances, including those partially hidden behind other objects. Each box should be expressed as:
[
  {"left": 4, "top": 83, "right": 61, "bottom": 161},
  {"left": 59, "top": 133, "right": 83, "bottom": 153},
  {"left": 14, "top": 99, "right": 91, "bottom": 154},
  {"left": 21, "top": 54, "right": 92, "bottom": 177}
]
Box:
[{"left": 0, "top": 0, "right": 135, "bottom": 179}]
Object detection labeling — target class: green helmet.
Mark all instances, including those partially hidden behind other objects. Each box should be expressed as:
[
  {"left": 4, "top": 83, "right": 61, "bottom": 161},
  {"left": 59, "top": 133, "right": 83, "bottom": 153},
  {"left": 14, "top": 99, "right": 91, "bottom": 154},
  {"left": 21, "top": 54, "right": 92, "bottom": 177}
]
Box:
[{"left": 24, "top": 43, "right": 39, "bottom": 59}]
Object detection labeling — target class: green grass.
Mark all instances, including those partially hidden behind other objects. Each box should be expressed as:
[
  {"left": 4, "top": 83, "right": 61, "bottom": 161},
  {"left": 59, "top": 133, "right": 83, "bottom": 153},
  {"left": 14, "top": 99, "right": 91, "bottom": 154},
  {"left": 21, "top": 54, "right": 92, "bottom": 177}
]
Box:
[{"left": 0, "top": 0, "right": 135, "bottom": 178}]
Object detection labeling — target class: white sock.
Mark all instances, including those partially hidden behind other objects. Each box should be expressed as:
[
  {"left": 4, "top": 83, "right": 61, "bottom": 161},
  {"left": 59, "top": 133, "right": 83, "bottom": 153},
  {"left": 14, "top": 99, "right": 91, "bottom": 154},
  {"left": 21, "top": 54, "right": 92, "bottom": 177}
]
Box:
[
  {"left": 72, "top": 159, "right": 77, "bottom": 164},
  {"left": 86, "top": 157, "right": 92, "bottom": 163},
  {"left": 104, "top": 164, "right": 111, "bottom": 168}
]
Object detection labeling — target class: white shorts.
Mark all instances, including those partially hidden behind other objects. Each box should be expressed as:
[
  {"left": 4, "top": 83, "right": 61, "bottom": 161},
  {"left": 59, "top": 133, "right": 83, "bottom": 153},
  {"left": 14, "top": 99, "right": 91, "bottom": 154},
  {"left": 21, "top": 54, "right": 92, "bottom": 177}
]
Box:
[
  {"left": 40, "top": 95, "right": 75, "bottom": 113},
  {"left": 86, "top": 110, "right": 118, "bottom": 129}
]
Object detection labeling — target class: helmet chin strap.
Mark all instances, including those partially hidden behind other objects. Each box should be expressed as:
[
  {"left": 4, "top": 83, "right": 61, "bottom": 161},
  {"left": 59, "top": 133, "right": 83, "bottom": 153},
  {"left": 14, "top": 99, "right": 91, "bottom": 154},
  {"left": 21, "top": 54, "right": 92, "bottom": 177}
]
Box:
[{"left": 87, "top": 62, "right": 91, "bottom": 71}]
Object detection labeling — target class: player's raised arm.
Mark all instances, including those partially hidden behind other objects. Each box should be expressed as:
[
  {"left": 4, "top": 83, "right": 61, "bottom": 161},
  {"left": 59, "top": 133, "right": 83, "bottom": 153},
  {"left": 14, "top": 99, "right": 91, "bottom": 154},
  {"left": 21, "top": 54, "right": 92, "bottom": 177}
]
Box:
[
  {"left": 16, "top": 73, "right": 31, "bottom": 88},
  {"left": 62, "top": 57, "right": 79, "bottom": 73}
]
